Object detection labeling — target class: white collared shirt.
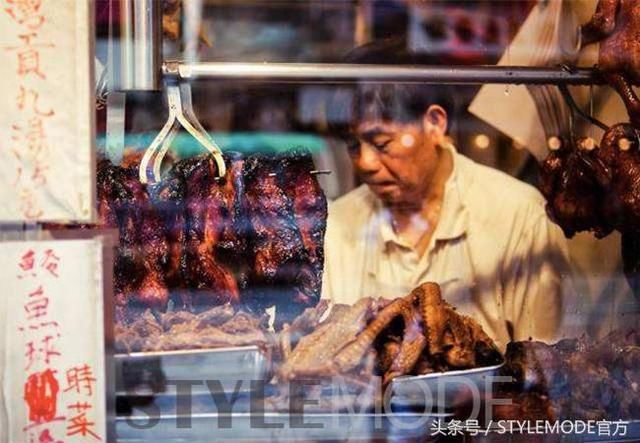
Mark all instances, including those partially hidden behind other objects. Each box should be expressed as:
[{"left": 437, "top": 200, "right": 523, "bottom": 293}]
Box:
[{"left": 321, "top": 144, "right": 574, "bottom": 351}]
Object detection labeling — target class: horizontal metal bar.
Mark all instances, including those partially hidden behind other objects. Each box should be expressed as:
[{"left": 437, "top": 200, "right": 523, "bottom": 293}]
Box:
[{"left": 163, "top": 62, "right": 602, "bottom": 85}]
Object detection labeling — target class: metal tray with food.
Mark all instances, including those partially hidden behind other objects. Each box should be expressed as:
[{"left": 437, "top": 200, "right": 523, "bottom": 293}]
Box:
[
  {"left": 390, "top": 360, "right": 506, "bottom": 411},
  {"left": 115, "top": 345, "right": 269, "bottom": 395},
  {"left": 115, "top": 411, "right": 452, "bottom": 442}
]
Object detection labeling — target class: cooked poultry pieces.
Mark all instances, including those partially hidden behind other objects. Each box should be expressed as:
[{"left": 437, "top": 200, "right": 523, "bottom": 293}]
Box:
[
  {"left": 277, "top": 282, "right": 501, "bottom": 386},
  {"left": 581, "top": 0, "right": 640, "bottom": 128},
  {"left": 97, "top": 150, "right": 327, "bottom": 324},
  {"left": 498, "top": 329, "right": 640, "bottom": 420},
  {"left": 279, "top": 297, "right": 378, "bottom": 381},
  {"left": 539, "top": 137, "right": 614, "bottom": 239},
  {"left": 540, "top": 124, "right": 640, "bottom": 296},
  {"left": 415, "top": 282, "right": 500, "bottom": 371},
  {"left": 114, "top": 304, "right": 269, "bottom": 353}
]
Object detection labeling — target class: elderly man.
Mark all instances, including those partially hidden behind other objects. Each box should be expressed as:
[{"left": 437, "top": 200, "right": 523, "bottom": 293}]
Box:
[{"left": 322, "top": 41, "right": 573, "bottom": 350}]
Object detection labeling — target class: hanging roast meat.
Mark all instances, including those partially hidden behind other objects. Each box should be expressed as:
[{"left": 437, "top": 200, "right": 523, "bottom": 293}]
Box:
[
  {"left": 499, "top": 329, "right": 640, "bottom": 420},
  {"left": 539, "top": 137, "right": 614, "bottom": 239},
  {"left": 540, "top": 124, "right": 640, "bottom": 298},
  {"left": 97, "top": 149, "right": 326, "bottom": 323},
  {"left": 581, "top": 0, "right": 640, "bottom": 128},
  {"left": 281, "top": 150, "right": 328, "bottom": 314},
  {"left": 97, "top": 158, "right": 170, "bottom": 322},
  {"left": 156, "top": 154, "right": 246, "bottom": 311},
  {"left": 242, "top": 151, "right": 326, "bottom": 325}
]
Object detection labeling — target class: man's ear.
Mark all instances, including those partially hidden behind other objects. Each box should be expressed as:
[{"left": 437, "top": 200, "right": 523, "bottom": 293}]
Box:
[{"left": 422, "top": 105, "right": 448, "bottom": 140}]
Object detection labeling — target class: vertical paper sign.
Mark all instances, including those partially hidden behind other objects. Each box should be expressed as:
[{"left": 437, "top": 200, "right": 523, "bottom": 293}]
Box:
[
  {"left": 0, "top": 1, "right": 94, "bottom": 222},
  {"left": 1, "top": 239, "right": 106, "bottom": 443}
]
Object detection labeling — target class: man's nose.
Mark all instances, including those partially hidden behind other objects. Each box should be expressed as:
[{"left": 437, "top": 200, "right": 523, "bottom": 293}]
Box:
[{"left": 354, "top": 143, "right": 381, "bottom": 174}]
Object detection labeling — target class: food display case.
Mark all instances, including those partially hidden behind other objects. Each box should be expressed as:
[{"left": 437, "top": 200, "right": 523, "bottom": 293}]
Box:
[{"left": 2, "top": 0, "right": 640, "bottom": 442}]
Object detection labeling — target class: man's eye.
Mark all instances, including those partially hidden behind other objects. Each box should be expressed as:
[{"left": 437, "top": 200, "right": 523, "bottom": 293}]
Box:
[{"left": 373, "top": 140, "right": 391, "bottom": 151}]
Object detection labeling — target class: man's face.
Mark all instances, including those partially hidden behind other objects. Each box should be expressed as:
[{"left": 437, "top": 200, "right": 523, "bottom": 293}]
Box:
[{"left": 348, "top": 107, "right": 446, "bottom": 207}]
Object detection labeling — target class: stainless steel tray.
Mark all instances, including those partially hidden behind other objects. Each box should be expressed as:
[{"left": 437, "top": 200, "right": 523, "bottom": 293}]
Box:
[
  {"left": 115, "top": 346, "right": 269, "bottom": 395},
  {"left": 116, "top": 411, "right": 452, "bottom": 442},
  {"left": 390, "top": 362, "right": 505, "bottom": 411}
]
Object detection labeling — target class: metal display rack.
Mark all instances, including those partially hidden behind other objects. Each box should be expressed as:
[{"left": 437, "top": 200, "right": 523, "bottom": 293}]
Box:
[
  {"left": 115, "top": 3, "right": 602, "bottom": 89},
  {"left": 163, "top": 61, "right": 601, "bottom": 86}
]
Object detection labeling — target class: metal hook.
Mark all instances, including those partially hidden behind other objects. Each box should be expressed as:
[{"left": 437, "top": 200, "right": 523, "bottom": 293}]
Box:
[
  {"left": 557, "top": 65, "right": 609, "bottom": 132},
  {"left": 139, "top": 80, "right": 226, "bottom": 184}
]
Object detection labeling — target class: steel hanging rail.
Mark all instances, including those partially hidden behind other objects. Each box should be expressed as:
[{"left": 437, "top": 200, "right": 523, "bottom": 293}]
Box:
[{"left": 163, "top": 61, "right": 601, "bottom": 85}]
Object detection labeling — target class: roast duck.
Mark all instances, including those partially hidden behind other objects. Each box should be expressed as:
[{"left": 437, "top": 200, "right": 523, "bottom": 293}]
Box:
[
  {"left": 540, "top": 0, "right": 640, "bottom": 297},
  {"left": 96, "top": 150, "right": 327, "bottom": 327}
]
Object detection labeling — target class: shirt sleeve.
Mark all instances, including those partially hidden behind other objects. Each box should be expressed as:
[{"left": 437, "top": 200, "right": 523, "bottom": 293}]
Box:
[{"left": 502, "top": 214, "right": 576, "bottom": 343}]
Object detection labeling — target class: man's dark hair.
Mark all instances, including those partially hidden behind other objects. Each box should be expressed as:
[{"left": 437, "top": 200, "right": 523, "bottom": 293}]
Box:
[{"left": 342, "top": 38, "right": 455, "bottom": 126}]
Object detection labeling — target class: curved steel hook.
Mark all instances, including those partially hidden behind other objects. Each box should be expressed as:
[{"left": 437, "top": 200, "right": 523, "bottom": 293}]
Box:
[{"left": 558, "top": 65, "right": 609, "bottom": 132}]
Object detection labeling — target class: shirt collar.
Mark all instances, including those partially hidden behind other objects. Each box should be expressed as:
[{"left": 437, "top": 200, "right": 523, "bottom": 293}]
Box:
[
  {"left": 434, "top": 141, "right": 469, "bottom": 241},
  {"left": 373, "top": 141, "right": 469, "bottom": 248}
]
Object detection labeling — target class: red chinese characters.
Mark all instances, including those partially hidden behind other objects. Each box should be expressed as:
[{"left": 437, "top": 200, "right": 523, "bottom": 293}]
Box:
[
  {"left": 64, "top": 364, "right": 101, "bottom": 441},
  {"left": 3, "top": 0, "right": 55, "bottom": 219},
  {"left": 24, "top": 369, "right": 60, "bottom": 423},
  {"left": 16, "top": 246, "right": 65, "bottom": 441},
  {"left": 18, "top": 249, "right": 61, "bottom": 279},
  {"left": 41, "top": 249, "right": 59, "bottom": 277},
  {"left": 5, "top": 0, "right": 45, "bottom": 30}
]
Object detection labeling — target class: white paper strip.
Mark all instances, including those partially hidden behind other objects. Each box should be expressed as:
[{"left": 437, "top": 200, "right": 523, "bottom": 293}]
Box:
[
  {"left": 0, "top": 239, "right": 106, "bottom": 442},
  {"left": 468, "top": 0, "right": 583, "bottom": 160},
  {"left": 0, "top": 1, "right": 95, "bottom": 222}
]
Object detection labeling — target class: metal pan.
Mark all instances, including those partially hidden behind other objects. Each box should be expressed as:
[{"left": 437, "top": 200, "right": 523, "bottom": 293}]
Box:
[
  {"left": 390, "top": 362, "right": 506, "bottom": 411},
  {"left": 115, "top": 346, "right": 269, "bottom": 395}
]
